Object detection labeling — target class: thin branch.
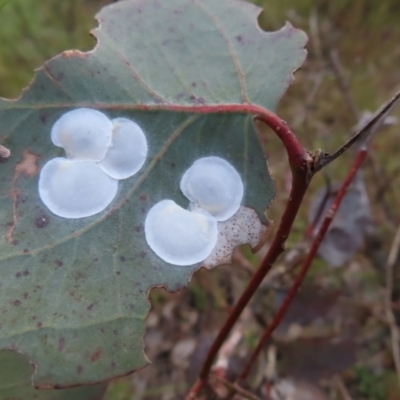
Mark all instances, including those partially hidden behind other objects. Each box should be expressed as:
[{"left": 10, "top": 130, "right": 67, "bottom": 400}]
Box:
[
  {"left": 185, "top": 111, "right": 310, "bottom": 400},
  {"left": 385, "top": 223, "right": 400, "bottom": 385},
  {"left": 238, "top": 145, "right": 369, "bottom": 382},
  {"left": 313, "top": 90, "right": 400, "bottom": 172},
  {"left": 213, "top": 376, "right": 261, "bottom": 400},
  {"left": 185, "top": 379, "right": 207, "bottom": 400}
]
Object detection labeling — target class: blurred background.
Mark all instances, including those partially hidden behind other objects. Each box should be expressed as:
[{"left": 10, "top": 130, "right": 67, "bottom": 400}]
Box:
[{"left": 1, "top": 0, "right": 400, "bottom": 399}]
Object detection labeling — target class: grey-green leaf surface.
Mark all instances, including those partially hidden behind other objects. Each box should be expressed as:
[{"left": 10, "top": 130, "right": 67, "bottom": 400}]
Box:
[
  {"left": 0, "top": 0, "right": 306, "bottom": 387},
  {"left": 0, "top": 350, "right": 107, "bottom": 399}
]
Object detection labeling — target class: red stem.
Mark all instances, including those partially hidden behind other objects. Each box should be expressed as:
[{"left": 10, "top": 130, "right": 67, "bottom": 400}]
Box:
[
  {"left": 185, "top": 378, "right": 206, "bottom": 400},
  {"left": 75, "top": 102, "right": 305, "bottom": 166},
  {"left": 185, "top": 108, "right": 309, "bottom": 399},
  {"left": 238, "top": 147, "right": 368, "bottom": 381}
]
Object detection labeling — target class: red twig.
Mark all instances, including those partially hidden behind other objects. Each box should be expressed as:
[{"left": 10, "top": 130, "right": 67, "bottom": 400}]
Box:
[
  {"left": 238, "top": 146, "right": 368, "bottom": 381},
  {"left": 185, "top": 109, "right": 310, "bottom": 400},
  {"left": 185, "top": 378, "right": 206, "bottom": 400}
]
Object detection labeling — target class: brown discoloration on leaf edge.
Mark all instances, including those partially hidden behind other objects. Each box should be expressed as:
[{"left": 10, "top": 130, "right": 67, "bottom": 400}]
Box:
[{"left": 7, "top": 149, "right": 39, "bottom": 243}]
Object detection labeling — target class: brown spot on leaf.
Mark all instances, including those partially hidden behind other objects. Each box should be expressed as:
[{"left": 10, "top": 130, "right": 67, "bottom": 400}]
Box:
[
  {"left": 90, "top": 349, "right": 102, "bottom": 362},
  {"left": 15, "top": 149, "right": 39, "bottom": 178},
  {"left": 87, "top": 303, "right": 94, "bottom": 311},
  {"left": 77, "top": 365, "right": 83, "bottom": 374},
  {"left": 120, "top": 256, "right": 126, "bottom": 262},
  {"left": 36, "top": 214, "right": 50, "bottom": 228},
  {"left": 12, "top": 300, "right": 21, "bottom": 306},
  {"left": 33, "top": 285, "right": 42, "bottom": 293},
  {"left": 54, "top": 260, "right": 63, "bottom": 268},
  {"left": 7, "top": 150, "right": 40, "bottom": 242}
]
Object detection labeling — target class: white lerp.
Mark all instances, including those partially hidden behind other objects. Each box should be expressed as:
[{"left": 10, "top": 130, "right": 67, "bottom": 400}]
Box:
[
  {"left": 99, "top": 118, "right": 148, "bottom": 179},
  {"left": 51, "top": 108, "right": 113, "bottom": 162},
  {"left": 180, "top": 156, "right": 244, "bottom": 221},
  {"left": 38, "top": 157, "right": 118, "bottom": 218},
  {"left": 144, "top": 199, "right": 218, "bottom": 266}
]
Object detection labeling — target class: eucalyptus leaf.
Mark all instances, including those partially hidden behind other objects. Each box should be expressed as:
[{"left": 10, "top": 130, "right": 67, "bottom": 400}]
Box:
[
  {"left": 0, "top": 350, "right": 106, "bottom": 399},
  {"left": 0, "top": 0, "right": 306, "bottom": 387}
]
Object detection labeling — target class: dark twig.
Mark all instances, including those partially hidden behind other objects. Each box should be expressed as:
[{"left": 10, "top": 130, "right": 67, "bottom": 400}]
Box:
[
  {"left": 328, "top": 47, "right": 399, "bottom": 227},
  {"left": 313, "top": 90, "right": 400, "bottom": 172}
]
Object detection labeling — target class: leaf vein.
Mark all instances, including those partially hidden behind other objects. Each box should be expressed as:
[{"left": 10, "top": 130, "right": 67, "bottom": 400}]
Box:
[
  {"left": 193, "top": 0, "right": 249, "bottom": 103},
  {"left": 42, "top": 65, "right": 74, "bottom": 101},
  {"left": 103, "top": 40, "right": 168, "bottom": 104}
]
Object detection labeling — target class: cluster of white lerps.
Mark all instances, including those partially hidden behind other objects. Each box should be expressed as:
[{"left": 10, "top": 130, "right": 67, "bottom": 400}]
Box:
[
  {"left": 144, "top": 156, "right": 244, "bottom": 266},
  {"left": 38, "top": 108, "right": 147, "bottom": 218},
  {"left": 39, "top": 109, "right": 244, "bottom": 266}
]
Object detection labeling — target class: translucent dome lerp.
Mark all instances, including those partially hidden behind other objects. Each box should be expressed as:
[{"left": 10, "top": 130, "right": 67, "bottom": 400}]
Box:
[
  {"left": 99, "top": 118, "right": 148, "bottom": 179},
  {"left": 144, "top": 199, "right": 218, "bottom": 266},
  {"left": 180, "top": 156, "right": 244, "bottom": 221},
  {"left": 51, "top": 108, "right": 113, "bottom": 162},
  {"left": 38, "top": 157, "right": 118, "bottom": 219}
]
